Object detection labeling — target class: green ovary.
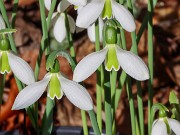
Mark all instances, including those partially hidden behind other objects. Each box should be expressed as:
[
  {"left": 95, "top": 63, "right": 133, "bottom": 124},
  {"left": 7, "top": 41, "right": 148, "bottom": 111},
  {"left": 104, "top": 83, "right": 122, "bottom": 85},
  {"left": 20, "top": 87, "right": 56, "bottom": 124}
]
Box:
[
  {"left": 102, "top": 0, "right": 112, "bottom": 19},
  {"left": 105, "top": 45, "right": 119, "bottom": 71},
  {"left": 0, "top": 52, "right": 10, "bottom": 74},
  {"left": 48, "top": 74, "right": 62, "bottom": 99}
]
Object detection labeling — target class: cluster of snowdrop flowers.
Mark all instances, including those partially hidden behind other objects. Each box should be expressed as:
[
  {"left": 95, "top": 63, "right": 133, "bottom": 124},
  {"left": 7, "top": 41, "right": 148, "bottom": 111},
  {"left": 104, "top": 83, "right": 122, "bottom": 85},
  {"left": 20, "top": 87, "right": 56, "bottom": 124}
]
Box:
[
  {"left": 151, "top": 110, "right": 180, "bottom": 135},
  {"left": 73, "top": 22, "right": 149, "bottom": 82},
  {"left": 12, "top": 59, "right": 93, "bottom": 111},
  {"left": 45, "top": 0, "right": 135, "bottom": 44},
  {"left": 0, "top": 14, "right": 35, "bottom": 85}
]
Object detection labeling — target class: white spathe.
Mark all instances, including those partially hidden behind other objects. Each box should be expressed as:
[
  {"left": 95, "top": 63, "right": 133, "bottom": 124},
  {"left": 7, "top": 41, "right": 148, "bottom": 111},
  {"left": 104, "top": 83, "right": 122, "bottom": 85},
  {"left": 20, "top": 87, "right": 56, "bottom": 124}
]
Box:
[
  {"left": 73, "top": 45, "right": 149, "bottom": 82},
  {"left": 12, "top": 73, "right": 93, "bottom": 111},
  {"left": 87, "top": 17, "right": 104, "bottom": 42},
  {"left": 76, "top": 0, "right": 136, "bottom": 32},
  {"left": 152, "top": 118, "right": 180, "bottom": 135},
  {"left": 8, "top": 52, "right": 35, "bottom": 85}
]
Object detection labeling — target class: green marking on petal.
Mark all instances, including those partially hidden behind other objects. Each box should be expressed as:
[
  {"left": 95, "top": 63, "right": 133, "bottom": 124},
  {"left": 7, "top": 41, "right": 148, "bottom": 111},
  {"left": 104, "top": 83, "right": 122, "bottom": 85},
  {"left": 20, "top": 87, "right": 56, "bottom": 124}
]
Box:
[
  {"left": 105, "top": 45, "right": 120, "bottom": 71},
  {"left": 102, "top": 0, "right": 112, "bottom": 19},
  {"left": 0, "top": 52, "right": 10, "bottom": 74},
  {"left": 74, "top": 6, "right": 78, "bottom": 10},
  {"left": 48, "top": 74, "right": 63, "bottom": 100}
]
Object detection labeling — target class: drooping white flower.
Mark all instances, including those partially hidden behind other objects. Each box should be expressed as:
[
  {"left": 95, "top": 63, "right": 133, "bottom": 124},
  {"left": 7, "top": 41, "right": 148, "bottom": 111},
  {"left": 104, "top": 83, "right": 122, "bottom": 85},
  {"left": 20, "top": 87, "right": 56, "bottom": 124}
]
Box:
[
  {"left": 45, "top": 0, "right": 75, "bottom": 43},
  {"left": 76, "top": 0, "right": 136, "bottom": 32},
  {"left": 152, "top": 118, "right": 180, "bottom": 135},
  {"left": 73, "top": 45, "right": 149, "bottom": 82},
  {"left": 0, "top": 14, "right": 35, "bottom": 85},
  {"left": 12, "top": 72, "right": 93, "bottom": 111}
]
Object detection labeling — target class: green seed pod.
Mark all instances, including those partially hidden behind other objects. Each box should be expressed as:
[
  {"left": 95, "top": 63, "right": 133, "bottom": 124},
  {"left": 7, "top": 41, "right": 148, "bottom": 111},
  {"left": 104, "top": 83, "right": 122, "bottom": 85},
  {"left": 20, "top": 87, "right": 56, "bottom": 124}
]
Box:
[
  {"left": 0, "top": 38, "right": 10, "bottom": 51},
  {"left": 50, "top": 59, "right": 60, "bottom": 73},
  {"left": 105, "top": 26, "right": 117, "bottom": 44}
]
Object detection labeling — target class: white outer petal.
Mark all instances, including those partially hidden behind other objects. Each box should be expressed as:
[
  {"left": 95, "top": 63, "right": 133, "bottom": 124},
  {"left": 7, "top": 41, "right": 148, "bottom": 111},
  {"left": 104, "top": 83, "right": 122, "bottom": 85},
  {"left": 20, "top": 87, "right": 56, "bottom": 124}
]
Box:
[
  {"left": 0, "top": 14, "right": 6, "bottom": 29},
  {"left": 87, "top": 17, "right": 104, "bottom": 42},
  {"left": 53, "top": 15, "right": 66, "bottom": 43},
  {"left": 67, "top": 0, "right": 87, "bottom": 6},
  {"left": 8, "top": 52, "right": 35, "bottom": 85},
  {"left": 112, "top": 0, "right": 136, "bottom": 32},
  {"left": 116, "top": 46, "right": 149, "bottom": 81},
  {"left": 76, "top": 0, "right": 105, "bottom": 28},
  {"left": 168, "top": 118, "right": 180, "bottom": 135},
  {"left": 68, "top": 15, "right": 75, "bottom": 33},
  {"left": 59, "top": 75, "right": 93, "bottom": 110},
  {"left": 57, "top": 0, "right": 71, "bottom": 12},
  {"left": 12, "top": 74, "right": 51, "bottom": 110},
  {"left": 151, "top": 119, "right": 168, "bottom": 135},
  {"left": 44, "top": 0, "right": 51, "bottom": 11},
  {"left": 73, "top": 47, "right": 108, "bottom": 82}
]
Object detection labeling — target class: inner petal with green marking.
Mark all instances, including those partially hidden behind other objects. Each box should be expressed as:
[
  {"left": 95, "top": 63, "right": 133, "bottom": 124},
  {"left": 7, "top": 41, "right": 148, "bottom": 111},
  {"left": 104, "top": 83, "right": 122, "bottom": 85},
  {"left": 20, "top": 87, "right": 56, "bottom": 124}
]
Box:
[
  {"left": 105, "top": 45, "right": 120, "bottom": 71},
  {"left": 102, "top": 0, "right": 112, "bottom": 19},
  {"left": 0, "top": 51, "right": 10, "bottom": 74},
  {"left": 48, "top": 73, "right": 63, "bottom": 100}
]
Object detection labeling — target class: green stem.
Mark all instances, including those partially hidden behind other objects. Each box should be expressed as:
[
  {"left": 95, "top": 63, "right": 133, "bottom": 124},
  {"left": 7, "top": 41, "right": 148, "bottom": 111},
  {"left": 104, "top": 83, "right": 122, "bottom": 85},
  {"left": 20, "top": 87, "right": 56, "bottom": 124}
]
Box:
[
  {"left": 95, "top": 19, "right": 103, "bottom": 133},
  {"left": 0, "top": 74, "right": 6, "bottom": 114},
  {"left": 105, "top": 79, "right": 112, "bottom": 135},
  {"left": 11, "top": 0, "right": 19, "bottom": 28},
  {"left": 126, "top": 1, "right": 145, "bottom": 135},
  {"left": 126, "top": 77, "right": 136, "bottom": 135},
  {"left": 64, "top": 12, "right": 76, "bottom": 60},
  {"left": 34, "top": 0, "right": 57, "bottom": 80},
  {"left": 81, "top": 111, "right": 88, "bottom": 135},
  {"left": 65, "top": 12, "right": 89, "bottom": 135},
  {"left": 42, "top": 98, "right": 55, "bottom": 135},
  {"left": 88, "top": 110, "right": 101, "bottom": 135},
  {"left": 147, "top": 0, "right": 154, "bottom": 134},
  {"left": 110, "top": 70, "right": 117, "bottom": 135}
]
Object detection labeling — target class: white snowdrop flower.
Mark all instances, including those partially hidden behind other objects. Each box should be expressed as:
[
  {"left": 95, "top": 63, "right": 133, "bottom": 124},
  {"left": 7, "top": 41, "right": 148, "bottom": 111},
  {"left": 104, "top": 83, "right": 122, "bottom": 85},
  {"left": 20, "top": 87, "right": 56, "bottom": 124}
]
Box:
[
  {"left": 152, "top": 118, "right": 180, "bottom": 135},
  {"left": 12, "top": 72, "right": 93, "bottom": 111},
  {"left": 76, "top": 0, "right": 136, "bottom": 32},
  {"left": 45, "top": 0, "right": 76, "bottom": 43},
  {"left": 73, "top": 44, "right": 149, "bottom": 82},
  {"left": 0, "top": 15, "right": 35, "bottom": 85}
]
